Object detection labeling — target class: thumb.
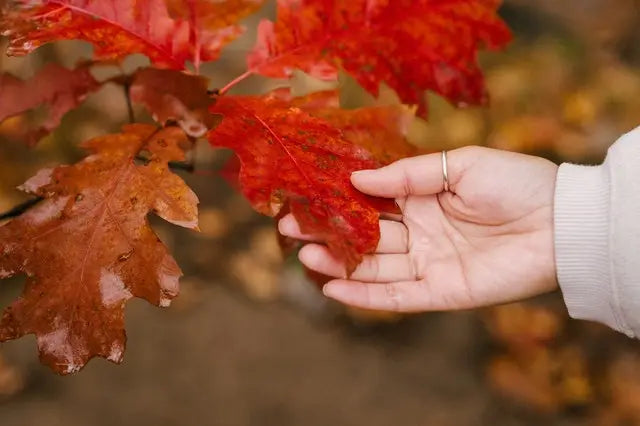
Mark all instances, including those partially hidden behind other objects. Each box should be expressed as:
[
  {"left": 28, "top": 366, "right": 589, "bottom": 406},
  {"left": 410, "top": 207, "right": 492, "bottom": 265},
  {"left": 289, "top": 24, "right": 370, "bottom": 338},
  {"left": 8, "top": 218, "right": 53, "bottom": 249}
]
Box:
[{"left": 351, "top": 151, "right": 462, "bottom": 198}]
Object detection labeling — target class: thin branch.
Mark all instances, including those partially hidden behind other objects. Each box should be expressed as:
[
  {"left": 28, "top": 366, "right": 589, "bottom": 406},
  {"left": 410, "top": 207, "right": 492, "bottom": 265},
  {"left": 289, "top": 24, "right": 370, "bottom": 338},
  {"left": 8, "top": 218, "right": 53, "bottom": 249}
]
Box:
[
  {"left": 168, "top": 160, "right": 195, "bottom": 173},
  {"left": 134, "top": 155, "right": 195, "bottom": 173},
  {"left": 111, "top": 66, "right": 136, "bottom": 123},
  {"left": 123, "top": 81, "right": 135, "bottom": 123},
  {"left": 0, "top": 132, "right": 211, "bottom": 220},
  {"left": 219, "top": 70, "right": 253, "bottom": 95},
  {"left": 0, "top": 197, "right": 44, "bottom": 221},
  {"left": 0, "top": 161, "right": 213, "bottom": 220}
]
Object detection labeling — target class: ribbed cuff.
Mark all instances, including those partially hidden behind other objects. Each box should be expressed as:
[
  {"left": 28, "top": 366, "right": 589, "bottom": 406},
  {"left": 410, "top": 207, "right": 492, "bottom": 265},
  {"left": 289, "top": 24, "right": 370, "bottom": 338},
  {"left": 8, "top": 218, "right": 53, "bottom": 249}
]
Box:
[{"left": 554, "top": 163, "right": 631, "bottom": 336}]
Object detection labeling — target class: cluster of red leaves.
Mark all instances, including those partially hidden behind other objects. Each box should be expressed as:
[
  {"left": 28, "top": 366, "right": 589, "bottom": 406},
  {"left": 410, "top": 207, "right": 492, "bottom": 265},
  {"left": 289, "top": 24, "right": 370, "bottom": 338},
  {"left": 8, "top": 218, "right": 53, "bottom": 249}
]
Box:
[
  {"left": 1, "top": 0, "right": 264, "bottom": 70},
  {"left": 0, "top": 0, "right": 510, "bottom": 374},
  {"left": 248, "top": 0, "right": 511, "bottom": 115}
]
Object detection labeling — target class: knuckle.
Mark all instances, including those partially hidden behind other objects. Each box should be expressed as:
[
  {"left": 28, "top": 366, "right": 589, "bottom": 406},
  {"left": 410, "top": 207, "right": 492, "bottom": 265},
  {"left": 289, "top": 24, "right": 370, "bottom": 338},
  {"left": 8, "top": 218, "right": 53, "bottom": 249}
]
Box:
[
  {"left": 456, "top": 145, "right": 484, "bottom": 157},
  {"left": 400, "top": 167, "right": 414, "bottom": 196},
  {"left": 409, "top": 255, "right": 421, "bottom": 281}
]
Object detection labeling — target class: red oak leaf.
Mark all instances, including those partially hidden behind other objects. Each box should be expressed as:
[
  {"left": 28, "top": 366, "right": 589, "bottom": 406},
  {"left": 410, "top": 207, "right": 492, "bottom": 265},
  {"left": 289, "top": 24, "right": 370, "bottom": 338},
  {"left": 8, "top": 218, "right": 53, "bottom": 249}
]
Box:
[
  {"left": 164, "top": 0, "right": 267, "bottom": 69},
  {"left": 0, "top": 124, "right": 199, "bottom": 375},
  {"left": 0, "top": 0, "right": 241, "bottom": 69},
  {"left": 130, "top": 67, "right": 220, "bottom": 137},
  {"left": 279, "top": 89, "right": 419, "bottom": 163},
  {"left": 247, "top": 0, "right": 511, "bottom": 115},
  {"left": 0, "top": 63, "right": 100, "bottom": 146},
  {"left": 208, "top": 92, "right": 408, "bottom": 273},
  {"left": 166, "top": 0, "right": 265, "bottom": 30}
]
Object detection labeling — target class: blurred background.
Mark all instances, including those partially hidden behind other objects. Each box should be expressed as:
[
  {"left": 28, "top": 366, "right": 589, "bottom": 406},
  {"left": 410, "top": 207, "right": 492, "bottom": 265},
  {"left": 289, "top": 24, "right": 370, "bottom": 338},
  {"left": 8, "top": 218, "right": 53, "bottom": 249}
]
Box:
[{"left": 2, "top": 1, "right": 640, "bottom": 425}]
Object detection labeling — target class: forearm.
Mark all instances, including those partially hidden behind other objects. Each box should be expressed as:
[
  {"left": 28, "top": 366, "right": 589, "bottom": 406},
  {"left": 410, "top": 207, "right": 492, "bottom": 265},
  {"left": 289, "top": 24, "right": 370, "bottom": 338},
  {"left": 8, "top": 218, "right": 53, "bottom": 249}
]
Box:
[{"left": 555, "top": 127, "right": 640, "bottom": 337}]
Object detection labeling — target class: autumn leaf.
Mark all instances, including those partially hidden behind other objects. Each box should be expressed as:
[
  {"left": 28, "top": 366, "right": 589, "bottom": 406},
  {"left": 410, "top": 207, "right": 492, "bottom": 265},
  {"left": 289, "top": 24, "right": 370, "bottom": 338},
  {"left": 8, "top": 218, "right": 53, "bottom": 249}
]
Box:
[
  {"left": 164, "top": 0, "right": 267, "bottom": 70},
  {"left": 130, "top": 67, "right": 220, "bottom": 137},
  {"left": 1, "top": 0, "right": 242, "bottom": 70},
  {"left": 219, "top": 89, "right": 417, "bottom": 189},
  {"left": 0, "top": 124, "right": 199, "bottom": 375},
  {"left": 282, "top": 89, "right": 419, "bottom": 163},
  {"left": 208, "top": 92, "right": 406, "bottom": 273},
  {"left": 247, "top": 0, "right": 511, "bottom": 115},
  {"left": 166, "top": 0, "right": 265, "bottom": 31},
  {"left": 0, "top": 63, "right": 100, "bottom": 146}
]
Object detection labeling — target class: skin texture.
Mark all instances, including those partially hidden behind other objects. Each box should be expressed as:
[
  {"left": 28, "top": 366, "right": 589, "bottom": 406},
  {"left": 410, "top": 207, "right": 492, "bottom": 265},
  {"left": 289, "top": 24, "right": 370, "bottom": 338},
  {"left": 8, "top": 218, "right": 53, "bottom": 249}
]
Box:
[{"left": 278, "top": 146, "right": 559, "bottom": 312}]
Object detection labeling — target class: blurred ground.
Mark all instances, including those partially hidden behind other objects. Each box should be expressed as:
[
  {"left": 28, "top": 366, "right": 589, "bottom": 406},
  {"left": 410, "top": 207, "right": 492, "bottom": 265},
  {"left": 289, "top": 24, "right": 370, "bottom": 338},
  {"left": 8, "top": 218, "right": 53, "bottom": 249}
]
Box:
[{"left": 2, "top": 1, "right": 640, "bottom": 425}]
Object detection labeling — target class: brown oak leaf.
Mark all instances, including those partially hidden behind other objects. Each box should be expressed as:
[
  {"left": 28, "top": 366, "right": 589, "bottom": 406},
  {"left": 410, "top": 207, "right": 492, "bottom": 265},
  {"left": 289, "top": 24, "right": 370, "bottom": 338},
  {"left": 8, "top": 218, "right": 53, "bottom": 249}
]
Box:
[
  {"left": 130, "top": 67, "right": 220, "bottom": 137},
  {"left": 0, "top": 124, "right": 199, "bottom": 374}
]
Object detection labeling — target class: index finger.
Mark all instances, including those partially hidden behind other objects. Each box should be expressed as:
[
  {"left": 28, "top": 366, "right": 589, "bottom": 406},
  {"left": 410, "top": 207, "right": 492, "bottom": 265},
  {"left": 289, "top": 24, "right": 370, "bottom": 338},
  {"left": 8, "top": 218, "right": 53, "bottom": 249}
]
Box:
[{"left": 350, "top": 149, "right": 472, "bottom": 198}]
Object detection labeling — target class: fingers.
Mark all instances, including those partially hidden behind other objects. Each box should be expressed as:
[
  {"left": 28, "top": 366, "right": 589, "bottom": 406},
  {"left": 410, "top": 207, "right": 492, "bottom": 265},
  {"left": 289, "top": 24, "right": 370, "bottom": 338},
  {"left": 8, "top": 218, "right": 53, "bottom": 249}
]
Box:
[
  {"left": 299, "top": 244, "right": 416, "bottom": 282},
  {"left": 350, "top": 150, "right": 467, "bottom": 198},
  {"left": 322, "top": 279, "right": 431, "bottom": 312},
  {"left": 279, "top": 214, "right": 409, "bottom": 254},
  {"left": 277, "top": 214, "right": 321, "bottom": 243}
]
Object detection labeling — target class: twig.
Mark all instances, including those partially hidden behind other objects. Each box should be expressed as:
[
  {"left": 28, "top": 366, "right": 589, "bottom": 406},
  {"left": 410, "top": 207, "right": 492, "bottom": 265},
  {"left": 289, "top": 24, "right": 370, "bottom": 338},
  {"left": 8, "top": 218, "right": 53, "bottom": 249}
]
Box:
[
  {"left": 219, "top": 70, "right": 253, "bottom": 95},
  {"left": 0, "top": 197, "right": 44, "bottom": 221},
  {"left": 168, "top": 160, "right": 195, "bottom": 173},
  {"left": 110, "top": 67, "right": 136, "bottom": 123},
  {"left": 123, "top": 81, "right": 135, "bottom": 123},
  {"left": 0, "top": 135, "right": 211, "bottom": 221},
  {"left": 134, "top": 155, "right": 195, "bottom": 173}
]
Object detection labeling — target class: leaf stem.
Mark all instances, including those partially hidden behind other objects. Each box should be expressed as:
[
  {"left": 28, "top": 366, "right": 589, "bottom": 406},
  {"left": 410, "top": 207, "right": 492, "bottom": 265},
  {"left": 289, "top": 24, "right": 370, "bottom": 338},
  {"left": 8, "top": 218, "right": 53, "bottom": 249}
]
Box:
[
  {"left": 123, "top": 81, "right": 135, "bottom": 123},
  {"left": 0, "top": 197, "right": 44, "bottom": 221},
  {"left": 219, "top": 70, "right": 253, "bottom": 95}
]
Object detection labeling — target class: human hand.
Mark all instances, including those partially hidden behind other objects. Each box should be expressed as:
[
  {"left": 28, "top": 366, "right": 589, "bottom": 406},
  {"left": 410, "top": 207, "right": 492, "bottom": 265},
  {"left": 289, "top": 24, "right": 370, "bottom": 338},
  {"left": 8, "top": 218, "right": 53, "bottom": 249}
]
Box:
[{"left": 278, "top": 146, "right": 559, "bottom": 312}]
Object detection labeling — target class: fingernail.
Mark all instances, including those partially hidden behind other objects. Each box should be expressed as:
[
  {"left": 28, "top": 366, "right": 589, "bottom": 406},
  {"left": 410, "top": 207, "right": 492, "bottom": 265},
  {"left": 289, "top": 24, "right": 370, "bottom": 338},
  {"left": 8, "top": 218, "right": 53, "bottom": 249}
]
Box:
[
  {"left": 276, "top": 218, "right": 289, "bottom": 234},
  {"left": 322, "top": 283, "right": 334, "bottom": 297},
  {"left": 351, "top": 170, "right": 375, "bottom": 185},
  {"left": 351, "top": 169, "right": 374, "bottom": 177},
  {"left": 322, "top": 282, "right": 345, "bottom": 299}
]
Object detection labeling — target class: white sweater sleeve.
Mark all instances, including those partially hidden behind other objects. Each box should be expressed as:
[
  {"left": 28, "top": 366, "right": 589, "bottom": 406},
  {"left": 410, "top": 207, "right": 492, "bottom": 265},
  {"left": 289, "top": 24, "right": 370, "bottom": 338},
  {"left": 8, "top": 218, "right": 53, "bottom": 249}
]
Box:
[{"left": 555, "top": 127, "right": 640, "bottom": 337}]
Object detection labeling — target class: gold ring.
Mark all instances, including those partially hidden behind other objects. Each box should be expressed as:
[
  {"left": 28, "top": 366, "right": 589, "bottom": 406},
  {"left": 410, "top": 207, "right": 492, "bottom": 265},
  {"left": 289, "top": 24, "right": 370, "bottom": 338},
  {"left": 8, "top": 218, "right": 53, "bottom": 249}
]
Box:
[{"left": 441, "top": 151, "right": 449, "bottom": 192}]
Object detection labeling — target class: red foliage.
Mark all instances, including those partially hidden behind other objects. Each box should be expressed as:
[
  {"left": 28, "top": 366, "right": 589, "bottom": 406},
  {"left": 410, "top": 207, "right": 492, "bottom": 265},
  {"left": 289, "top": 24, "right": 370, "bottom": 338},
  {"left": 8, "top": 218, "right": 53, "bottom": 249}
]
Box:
[
  {"left": 164, "top": 0, "right": 266, "bottom": 69},
  {"left": 0, "top": 0, "right": 510, "bottom": 373},
  {"left": 166, "top": 0, "right": 265, "bottom": 30},
  {"left": 1, "top": 0, "right": 251, "bottom": 70},
  {"left": 248, "top": 0, "right": 511, "bottom": 115},
  {"left": 0, "top": 63, "right": 100, "bottom": 145},
  {"left": 130, "top": 67, "right": 220, "bottom": 136},
  {"left": 284, "top": 89, "right": 419, "bottom": 163},
  {"left": 208, "top": 92, "right": 409, "bottom": 273}
]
